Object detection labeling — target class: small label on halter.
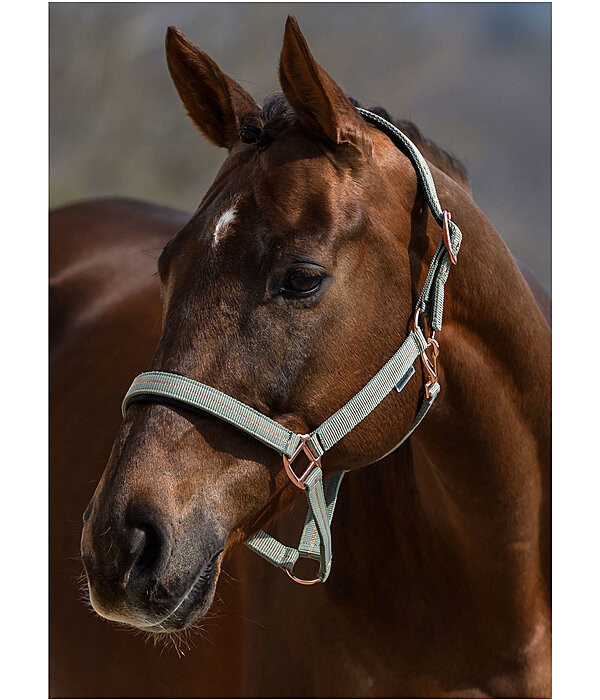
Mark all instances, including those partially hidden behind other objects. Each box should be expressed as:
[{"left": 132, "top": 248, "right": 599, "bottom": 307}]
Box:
[{"left": 395, "top": 366, "right": 415, "bottom": 393}]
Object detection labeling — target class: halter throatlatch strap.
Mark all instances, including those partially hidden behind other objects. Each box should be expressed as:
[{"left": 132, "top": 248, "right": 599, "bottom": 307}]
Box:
[{"left": 121, "top": 109, "right": 462, "bottom": 584}]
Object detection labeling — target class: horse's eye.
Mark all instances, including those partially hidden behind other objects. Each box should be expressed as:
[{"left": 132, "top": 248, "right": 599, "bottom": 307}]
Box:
[{"left": 281, "top": 267, "right": 324, "bottom": 297}]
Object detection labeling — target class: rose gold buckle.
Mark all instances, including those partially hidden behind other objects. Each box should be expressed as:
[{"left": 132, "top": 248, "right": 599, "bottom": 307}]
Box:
[
  {"left": 413, "top": 309, "right": 440, "bottom": 398},
  {"left": 282, "top": 434, "right": 321, "bottom": 490},
  {"left": 421, "top": 338, "right": 439, "bottom": 398},
  {"left": 442, "top": 210, "right": 457, "bottom": 265}
]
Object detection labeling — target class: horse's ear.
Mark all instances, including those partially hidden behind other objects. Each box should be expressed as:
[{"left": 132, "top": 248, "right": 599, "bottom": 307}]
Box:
[
  {"left": 165, "top": 26, "right": 262, "bottom": 149},
  {"left": 279, "top": 16, "right": 371, "bottom": 155}
]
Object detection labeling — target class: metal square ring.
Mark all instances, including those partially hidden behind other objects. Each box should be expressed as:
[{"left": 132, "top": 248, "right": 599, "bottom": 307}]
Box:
[{"left": 282, "top": 434, "right": 321, "bottom": 489}]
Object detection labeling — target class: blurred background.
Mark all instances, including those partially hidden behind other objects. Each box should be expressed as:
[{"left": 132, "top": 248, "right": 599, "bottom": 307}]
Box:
[{"left": 49, "top": 2, "right": 551, "bottom": 291}]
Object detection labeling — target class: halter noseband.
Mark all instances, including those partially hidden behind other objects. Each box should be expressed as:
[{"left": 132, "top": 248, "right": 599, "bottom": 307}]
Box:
[{"left": 121, "top": 109, "right": 462, "bottom": 585}]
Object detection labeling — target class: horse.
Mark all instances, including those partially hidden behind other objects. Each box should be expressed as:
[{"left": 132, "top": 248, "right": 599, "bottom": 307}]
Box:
[{"left": 50, "top": 16, "right": 551, "bottom": 698}]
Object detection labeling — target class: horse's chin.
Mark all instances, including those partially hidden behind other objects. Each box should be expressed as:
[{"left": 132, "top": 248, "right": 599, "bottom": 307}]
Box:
[
  {"left": 141, "top": 569, "right": 221, "bottom": 633},
  {"left": 86, "top": 551, "right": 223, "bottom": 633}
]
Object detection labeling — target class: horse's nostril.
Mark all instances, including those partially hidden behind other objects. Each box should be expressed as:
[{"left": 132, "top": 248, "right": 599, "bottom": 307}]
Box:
[
  {"left": 123, "top": 508, "right": 170, "bottom": 590},
  {"left": 128, "top": 524, "right": 161, "bottom": 578},
  {"left": 82, "top": 500, "right": 93, "bottom": 523}
]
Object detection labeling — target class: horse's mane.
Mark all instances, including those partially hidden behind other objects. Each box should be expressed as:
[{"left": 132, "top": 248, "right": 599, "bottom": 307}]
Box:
[{"left": 261, "top": 93, "right": 471, "bottom": 192}]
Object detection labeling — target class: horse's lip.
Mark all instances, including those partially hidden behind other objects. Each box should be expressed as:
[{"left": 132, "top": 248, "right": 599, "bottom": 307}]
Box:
[{"left": 140, "top": 549, "right": 223, "bottom": 632}]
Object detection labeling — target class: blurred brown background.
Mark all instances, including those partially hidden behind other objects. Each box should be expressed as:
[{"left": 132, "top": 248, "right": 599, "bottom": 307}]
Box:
[{"left": 49, "top": 2, "right": 551, "bottom": 291}]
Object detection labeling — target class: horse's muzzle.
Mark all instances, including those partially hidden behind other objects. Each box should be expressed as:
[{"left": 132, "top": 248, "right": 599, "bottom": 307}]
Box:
[{"left": 81, "top": 499, "right": 225, "bottom": 631}]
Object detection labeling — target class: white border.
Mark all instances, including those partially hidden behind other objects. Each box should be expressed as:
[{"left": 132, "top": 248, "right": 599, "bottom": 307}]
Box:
[{"left": 4, "top": 1, "right": 593, "bottom": 698}]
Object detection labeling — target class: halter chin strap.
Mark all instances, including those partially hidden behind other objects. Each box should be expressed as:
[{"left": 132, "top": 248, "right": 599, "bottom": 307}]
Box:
[{"left": 121, "top": 109, "right": 461, "bottom": 584}]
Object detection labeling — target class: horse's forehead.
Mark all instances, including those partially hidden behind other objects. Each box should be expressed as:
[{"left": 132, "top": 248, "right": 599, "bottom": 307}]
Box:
[
  {"left": 254, "top": 154, "right": 361, "bottom": 234},
  {"left": 199, "top": 141, "right": 363, "bottom": 252}
]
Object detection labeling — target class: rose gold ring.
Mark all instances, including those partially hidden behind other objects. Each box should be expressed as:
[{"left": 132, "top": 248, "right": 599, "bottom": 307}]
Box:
[
  {"left": 286, "top": 567, "right": 322, "bottom": 586},
  {"left": 413, "top": 307, "right": 435, "bottom": 341}
]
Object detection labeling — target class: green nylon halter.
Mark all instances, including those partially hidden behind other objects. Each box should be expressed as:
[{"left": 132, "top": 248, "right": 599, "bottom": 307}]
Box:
[{"left": 121, "top": 109, "right": 462, "bottom": 585}]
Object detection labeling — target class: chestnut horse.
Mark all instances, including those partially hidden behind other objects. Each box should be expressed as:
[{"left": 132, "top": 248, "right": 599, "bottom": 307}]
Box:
[{"left": 50, "top": 17, "right": 551, "bottom": 698}]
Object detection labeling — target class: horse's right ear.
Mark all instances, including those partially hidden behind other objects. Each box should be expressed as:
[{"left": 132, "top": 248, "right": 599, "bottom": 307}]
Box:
[{"left": 165, "top": 26, "right": 262, "bottom": 149}]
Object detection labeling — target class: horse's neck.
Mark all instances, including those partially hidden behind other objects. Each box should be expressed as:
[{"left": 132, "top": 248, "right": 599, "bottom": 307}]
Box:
[
  {"left": 327, "top": 205, "right": 549, "bottom": 684},
  {"left": 411, "top": 173, "right": 551, "bottom": 579},
  {"left": 333, "top": 185, "right": 550, "bottom": 666}
]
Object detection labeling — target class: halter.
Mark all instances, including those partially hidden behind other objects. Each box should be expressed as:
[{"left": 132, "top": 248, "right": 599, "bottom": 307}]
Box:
[{"left": 121, "top": 109, "right": 462, "bottom": 585}]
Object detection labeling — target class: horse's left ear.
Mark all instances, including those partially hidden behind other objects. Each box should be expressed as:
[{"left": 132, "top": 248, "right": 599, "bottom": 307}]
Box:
[
  {"left": 165, "top": 26, "right": 262, "bottom": 149},
  {"left": 279, "top": 16, "right": 371, "bottom": 156}
]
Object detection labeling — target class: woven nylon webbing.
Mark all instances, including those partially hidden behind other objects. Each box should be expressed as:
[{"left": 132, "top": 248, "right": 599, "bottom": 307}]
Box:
[
  {"left": 374, "top": 381, "right": 440, "bottom": 463},
  {"left": 357, "top": 108, "right": 445, "bottom": 222},
  {"left": 307, "top": 328, "right": 427, "bottom": 456},
  {"left": 122, "top": 372, "right": 301, "bottom": 458},
  {"left": 245, "top": 467, "right": 341, "bottom": 581},
  {"left": 298, "top": 471, "right": 347, "bottom": 560},
  {"left": 244, "top": 529, "right": 300, "bottom": 569},
  {"left": 122, "top": 329, "right": 427, "bottom": 462}
]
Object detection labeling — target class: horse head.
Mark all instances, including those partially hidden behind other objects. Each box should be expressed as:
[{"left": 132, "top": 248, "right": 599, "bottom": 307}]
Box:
[{"left": 81, "top": 16, "right": 447, "bottom": 633}]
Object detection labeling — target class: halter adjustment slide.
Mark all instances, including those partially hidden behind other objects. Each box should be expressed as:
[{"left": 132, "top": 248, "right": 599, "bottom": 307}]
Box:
[{"left": 442, "top": 210, "right": 457, "bottom": 265}]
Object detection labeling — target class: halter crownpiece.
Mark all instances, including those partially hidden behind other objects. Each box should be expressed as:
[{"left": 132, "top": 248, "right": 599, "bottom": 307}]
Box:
[{"left": 122, "top": 109, "right": 462, "bottom": 585}]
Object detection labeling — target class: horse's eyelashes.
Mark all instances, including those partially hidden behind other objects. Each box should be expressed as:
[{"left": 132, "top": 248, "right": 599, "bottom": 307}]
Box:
[{"left": 280, "top": 266, "right": 324, "bottom": 297}]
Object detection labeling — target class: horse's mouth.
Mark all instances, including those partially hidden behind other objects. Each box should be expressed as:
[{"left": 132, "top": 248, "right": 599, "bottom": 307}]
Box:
[
  {"left": 141, "top": 550, "right": 224, "bottom": 633},
  {"left": 87, "top": 548, "right": 224, "bottom": 633}
]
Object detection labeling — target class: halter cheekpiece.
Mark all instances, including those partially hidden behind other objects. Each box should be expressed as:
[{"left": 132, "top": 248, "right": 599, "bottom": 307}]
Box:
[{"left": 122, "top": 108, "right": 463, "bottom": 584}]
